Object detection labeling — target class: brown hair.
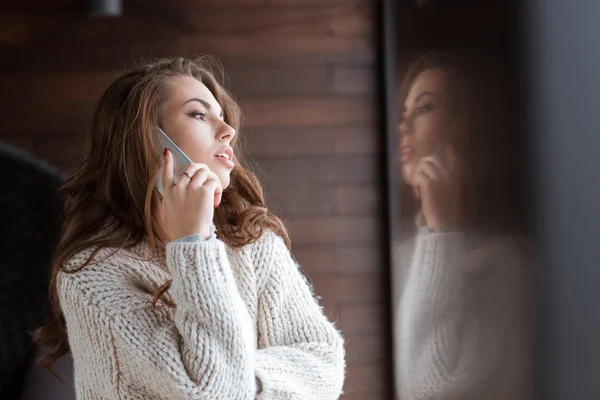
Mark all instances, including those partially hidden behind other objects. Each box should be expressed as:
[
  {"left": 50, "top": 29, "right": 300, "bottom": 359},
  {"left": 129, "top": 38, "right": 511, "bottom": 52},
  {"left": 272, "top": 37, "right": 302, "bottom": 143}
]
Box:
[
  {"left": 399, "top": 52, "right": 469, "bottom": 123},
  {"left": 33, "top": 56, "right": 289, "bottom": 375},
  {"left": 397, "top": 51, "right": 526, "bottom": 234}
]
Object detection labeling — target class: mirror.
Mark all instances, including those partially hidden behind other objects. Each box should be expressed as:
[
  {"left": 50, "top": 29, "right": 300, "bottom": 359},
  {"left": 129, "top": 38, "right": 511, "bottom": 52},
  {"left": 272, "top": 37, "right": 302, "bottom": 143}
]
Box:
[{"left": 387, "top": 1, "right": 537, "bottom": 399}]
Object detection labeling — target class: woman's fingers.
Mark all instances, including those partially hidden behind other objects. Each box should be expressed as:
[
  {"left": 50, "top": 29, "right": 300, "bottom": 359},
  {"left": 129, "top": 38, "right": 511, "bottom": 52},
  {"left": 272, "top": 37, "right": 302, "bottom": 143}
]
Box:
[
  {"left": 176, "top": 163, "right": 209, "bottom": 189},
  {"left": 162, "top": 162, "right": 220, "bottom": 240},
  {"left": 185, "top": 168, "right": 223, "bottom": 208},
  {"left": 420, "top": 154, "right": 453, "bottom": 182},
  {"left": 416, "top": 156, "right": 446, "bottom": 182},
  {"left": 422, "top": 155, "right": 444, "bottom": 171},
  {"left": 162, "top": 149, "right": 175, "bottom": 191},
  {"left": 413, "top": 184, "right": 421, "bottom": 200},
  {"left": 419, "top": 160, "right": 442, "bottom": 181},
  {"left": 205, "top": 172, "right": 223, "bottom": 208},
  {"left": 187, "top": 168, "right": 209, "bottom": 188},
  {"left": 414, "top": 170, "right": 431, "bottom": 190}
]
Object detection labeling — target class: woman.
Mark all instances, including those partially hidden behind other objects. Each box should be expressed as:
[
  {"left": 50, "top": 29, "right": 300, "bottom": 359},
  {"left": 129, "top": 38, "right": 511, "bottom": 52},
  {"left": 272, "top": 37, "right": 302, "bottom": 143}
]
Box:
[
  {"left": 34, "top": 57, "right": 345, "bottom": 399},
  {"left": 392, "top": 52, "right": 535, "bottom": 399}
]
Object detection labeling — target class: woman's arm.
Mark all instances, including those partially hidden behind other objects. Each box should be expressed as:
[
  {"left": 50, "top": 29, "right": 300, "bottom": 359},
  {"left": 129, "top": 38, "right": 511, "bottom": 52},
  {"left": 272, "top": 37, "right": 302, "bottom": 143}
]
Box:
[
  {"left": 254, "top": 232, "right": 346, "bottom": 400},
  {"left": 397, "top": 232, "right": 532, "bottom": 400},
  {"left": 106, "top": 239, "right": 257, "bottom": 399}
]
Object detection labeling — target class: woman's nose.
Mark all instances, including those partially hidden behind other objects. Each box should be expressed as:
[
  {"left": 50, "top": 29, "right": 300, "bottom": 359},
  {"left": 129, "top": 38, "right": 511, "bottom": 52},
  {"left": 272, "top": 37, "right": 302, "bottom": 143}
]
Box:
[
  {"left": 398, "top": 119, "right": 410, "bottom": 138},
  {"left": 218, "top": 121, "right": 236, "bottom": 142}
]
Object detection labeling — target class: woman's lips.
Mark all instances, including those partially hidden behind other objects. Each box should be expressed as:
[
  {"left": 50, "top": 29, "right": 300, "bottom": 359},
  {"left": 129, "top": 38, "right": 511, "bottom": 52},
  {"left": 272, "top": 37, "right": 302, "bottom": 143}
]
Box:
[
  {"left": 215, "top": 154, "right": 235, "bottom": 169},
  {"left": 400, "top": 147, "right": 415, "bottom": 163},
  {"left": 215, "top": 146, "right": 235, "bottom": 169}
]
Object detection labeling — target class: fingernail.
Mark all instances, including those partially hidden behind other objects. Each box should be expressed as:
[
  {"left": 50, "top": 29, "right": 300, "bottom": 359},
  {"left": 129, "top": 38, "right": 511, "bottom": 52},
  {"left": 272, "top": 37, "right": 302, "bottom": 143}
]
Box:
[{"left": 163, "top": 148, "right": 168, "bottom": 156}]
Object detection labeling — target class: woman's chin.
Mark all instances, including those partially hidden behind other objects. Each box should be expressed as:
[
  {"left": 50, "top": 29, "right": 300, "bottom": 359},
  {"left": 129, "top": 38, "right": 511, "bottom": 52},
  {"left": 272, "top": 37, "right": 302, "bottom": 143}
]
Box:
[
  {"left": 401, "top": 165, "right": 415, "bottom": 186},
  {"left": 217, "top": 172, "right": 231, "bottom": 190}
]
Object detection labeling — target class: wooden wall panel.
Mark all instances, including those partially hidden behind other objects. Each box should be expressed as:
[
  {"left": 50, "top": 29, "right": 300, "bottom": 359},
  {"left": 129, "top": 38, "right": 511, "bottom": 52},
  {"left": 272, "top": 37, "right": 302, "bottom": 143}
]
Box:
[
  {"left": 243, "top": 127, "right": 378, "bottom": 156},
  {"left": 0, "top": 1, "right": 392, "bottom": 398}
]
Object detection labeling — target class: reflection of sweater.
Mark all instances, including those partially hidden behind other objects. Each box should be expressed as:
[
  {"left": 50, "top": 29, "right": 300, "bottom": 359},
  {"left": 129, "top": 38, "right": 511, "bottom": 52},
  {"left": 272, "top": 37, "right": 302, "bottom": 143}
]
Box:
[
  {"left": 59, "top": 231, "right": 345, "bottom": 400},
  {"left": 393, "top": 232, "right": 534, "bottom": 400}
]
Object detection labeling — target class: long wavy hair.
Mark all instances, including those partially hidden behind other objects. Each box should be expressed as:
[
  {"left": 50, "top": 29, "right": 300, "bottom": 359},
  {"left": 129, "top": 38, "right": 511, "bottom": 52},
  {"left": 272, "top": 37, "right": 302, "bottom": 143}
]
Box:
[{"left": 34, "top": 56, "right": 290, "bottom": 374}]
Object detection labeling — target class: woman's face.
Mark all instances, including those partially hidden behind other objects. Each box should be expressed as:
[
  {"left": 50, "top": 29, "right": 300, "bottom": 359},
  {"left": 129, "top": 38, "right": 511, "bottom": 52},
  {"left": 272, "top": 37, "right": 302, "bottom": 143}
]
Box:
[
  {"left": 398, "top": 68, "right": 449, "bottom": 185},
  {"left": 161, "top": 76, "right": 236, "bottom": 189}
]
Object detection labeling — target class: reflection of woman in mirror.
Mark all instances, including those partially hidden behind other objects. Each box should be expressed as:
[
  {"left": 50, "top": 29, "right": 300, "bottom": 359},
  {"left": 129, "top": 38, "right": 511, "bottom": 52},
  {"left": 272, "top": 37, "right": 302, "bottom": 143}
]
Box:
[{"left": 393, "top": 52, "right": 534, "bottom": 400}]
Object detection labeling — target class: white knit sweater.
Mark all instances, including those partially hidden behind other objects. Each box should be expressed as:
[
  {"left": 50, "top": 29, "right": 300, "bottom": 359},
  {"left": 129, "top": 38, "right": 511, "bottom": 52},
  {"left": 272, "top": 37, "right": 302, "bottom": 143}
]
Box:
[
  {"left": 393, "top": 231, "right": 534, "bottom": 400},
  {"left": 58, "top": 231, "right": 345, "bottom": 399}
]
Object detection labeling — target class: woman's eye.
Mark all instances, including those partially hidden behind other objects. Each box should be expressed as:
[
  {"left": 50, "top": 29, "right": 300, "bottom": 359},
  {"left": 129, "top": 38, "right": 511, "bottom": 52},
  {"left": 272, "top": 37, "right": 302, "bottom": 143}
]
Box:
[
  {"left": 418, "top": 104, "right": 433, "bottom": 113},
  {"left": 190, "top": 111, "right": 208, "bottom": 120}
]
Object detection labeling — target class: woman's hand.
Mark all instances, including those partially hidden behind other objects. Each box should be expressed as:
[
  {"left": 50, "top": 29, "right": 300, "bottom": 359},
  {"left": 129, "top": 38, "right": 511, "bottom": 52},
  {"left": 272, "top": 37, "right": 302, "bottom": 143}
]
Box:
[
  {"left": 413, "top": 145, "right": 463, "bottom": 232},
  {"left": 161, "top": 149, "right": 223, "bottom": 240}
]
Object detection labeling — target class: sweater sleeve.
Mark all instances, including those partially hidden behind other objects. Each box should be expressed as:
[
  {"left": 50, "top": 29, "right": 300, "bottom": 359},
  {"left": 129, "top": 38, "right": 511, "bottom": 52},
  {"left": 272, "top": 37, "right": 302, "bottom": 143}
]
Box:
[
  {"left": 397, "top": 232, "right": 532, "bottom": 400},
  {"left": 109, "top": 239, "right": 258, "bottom": 400},
  {"left": 254, "top": 233, "right": 346, "bottom": 400}
]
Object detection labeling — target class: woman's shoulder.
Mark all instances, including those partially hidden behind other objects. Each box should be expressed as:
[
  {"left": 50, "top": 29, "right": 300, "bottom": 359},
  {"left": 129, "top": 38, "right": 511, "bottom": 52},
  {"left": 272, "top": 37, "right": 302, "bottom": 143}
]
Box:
[
  {"left": 469, "top": 233, "right": 530, "bottom": 260},
  {"left": 239, "top": 229, "right": 287, "bottom": 258},
  {"left": 61, "top": 244, "right": 158, "bottom": 276},
  {"left": 464, "top": 232, "right": 534, "bottom": 277},
  {"left": 58, "top": 244, "right": 169, "bottom": 316},
  {"left": 233, "top": 229, "right": 293, "bottom": 288},
  {"left": 401, "top": 230, "right": 533, "bottom": 274}
]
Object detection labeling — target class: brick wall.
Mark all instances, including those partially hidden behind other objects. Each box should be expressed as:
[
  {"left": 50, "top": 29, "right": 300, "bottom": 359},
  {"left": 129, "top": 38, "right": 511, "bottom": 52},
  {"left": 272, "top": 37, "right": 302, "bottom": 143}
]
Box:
[{"left": 0, "top": 1, "right": 392, "bottom": 398}]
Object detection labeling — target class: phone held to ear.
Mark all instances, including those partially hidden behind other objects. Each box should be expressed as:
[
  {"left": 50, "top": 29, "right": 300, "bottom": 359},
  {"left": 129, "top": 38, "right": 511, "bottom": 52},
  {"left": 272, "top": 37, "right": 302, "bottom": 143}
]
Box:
[
  {"left": 433, "top": 123, "right": 455, "bottom": 163},
  {"left": 433, "top": 137, "right": 448, "bottom": 156},
  {"left": 155, "top": 127, "right": 193, "bottom": 195}
]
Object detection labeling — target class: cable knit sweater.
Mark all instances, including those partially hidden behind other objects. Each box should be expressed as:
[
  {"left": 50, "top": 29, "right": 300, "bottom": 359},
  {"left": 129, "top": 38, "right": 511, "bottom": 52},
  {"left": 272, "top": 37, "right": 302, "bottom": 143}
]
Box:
[
  {"left": 58, "top": 231, "right": 345, "bottom": 400},
  {"left": 392, "top": 231, "right": 534, "bottom": 400}
]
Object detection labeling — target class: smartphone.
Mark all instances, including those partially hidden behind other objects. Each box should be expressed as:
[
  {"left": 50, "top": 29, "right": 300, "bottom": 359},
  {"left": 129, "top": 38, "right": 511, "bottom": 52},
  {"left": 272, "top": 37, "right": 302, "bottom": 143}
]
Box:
[
  {"left": 155, "top": 127, "right": 193, "bottom": 194},
  {"left": 433, "top": 137, "right": 449, "bottom": 156},
  {"left": 433, "top": 123, "right": 455, "bottom": 163}
]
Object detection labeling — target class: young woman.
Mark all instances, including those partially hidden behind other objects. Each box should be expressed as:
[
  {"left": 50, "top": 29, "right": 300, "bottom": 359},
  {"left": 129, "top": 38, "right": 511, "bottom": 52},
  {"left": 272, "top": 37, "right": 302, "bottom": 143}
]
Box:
[
  {"left": 392, "top": 52, "right": 535, "bottom": 400},
  {"left": 35, "top": 57, "right": 345, "bottom": 399}
]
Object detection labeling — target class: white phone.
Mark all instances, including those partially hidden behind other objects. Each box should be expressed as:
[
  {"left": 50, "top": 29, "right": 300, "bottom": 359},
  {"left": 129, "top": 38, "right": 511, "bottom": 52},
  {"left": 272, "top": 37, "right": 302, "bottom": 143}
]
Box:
[{"left": 155, "top": 127, "right": 193, "bottom": 195}]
